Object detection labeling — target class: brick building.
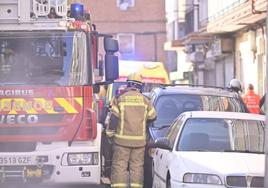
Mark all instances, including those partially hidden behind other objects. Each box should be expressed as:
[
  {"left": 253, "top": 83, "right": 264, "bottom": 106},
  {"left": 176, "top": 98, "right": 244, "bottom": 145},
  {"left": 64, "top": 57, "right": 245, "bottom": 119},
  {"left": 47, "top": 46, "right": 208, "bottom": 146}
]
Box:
[{"left": 71, "top": 0, "right": 167, "bottom": 63}]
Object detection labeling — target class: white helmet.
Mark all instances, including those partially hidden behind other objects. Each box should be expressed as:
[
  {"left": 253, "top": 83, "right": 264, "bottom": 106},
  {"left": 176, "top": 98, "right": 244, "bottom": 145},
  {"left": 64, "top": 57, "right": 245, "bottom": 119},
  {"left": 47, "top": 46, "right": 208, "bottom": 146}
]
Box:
[{"left": 229, "top": 79, "right": 242, "bottom": 92}]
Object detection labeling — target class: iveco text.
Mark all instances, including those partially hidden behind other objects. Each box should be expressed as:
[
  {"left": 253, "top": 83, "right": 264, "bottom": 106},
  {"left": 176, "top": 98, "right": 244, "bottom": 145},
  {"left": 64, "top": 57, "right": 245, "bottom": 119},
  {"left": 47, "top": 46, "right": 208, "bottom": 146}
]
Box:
[{"left": 0, "top": 114, "right": 38, "bottom": 124}]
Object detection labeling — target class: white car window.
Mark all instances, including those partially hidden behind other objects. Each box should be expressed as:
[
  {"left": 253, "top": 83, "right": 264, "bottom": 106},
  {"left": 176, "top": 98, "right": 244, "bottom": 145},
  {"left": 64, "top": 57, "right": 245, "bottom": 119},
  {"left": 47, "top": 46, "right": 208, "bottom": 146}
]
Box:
[
  {"left": 166, "top": 115, "right": 184, "bottom": 148},
  {"left": 231, "top": 120, "right": 264, "bottom": 152},
  {"left": 177, "top": 118, "right": 264, "bottom": 153},
  {"left": 177, "top": 118, "right": 230, "bottom": 151}
]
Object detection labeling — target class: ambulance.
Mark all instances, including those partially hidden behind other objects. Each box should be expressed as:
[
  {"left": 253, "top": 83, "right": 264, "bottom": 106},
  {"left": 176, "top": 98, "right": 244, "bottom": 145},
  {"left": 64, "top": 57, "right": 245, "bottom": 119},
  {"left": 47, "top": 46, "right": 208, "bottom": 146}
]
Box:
[{"left": 106, "top": 60, "right": 170, "bottom": 101}]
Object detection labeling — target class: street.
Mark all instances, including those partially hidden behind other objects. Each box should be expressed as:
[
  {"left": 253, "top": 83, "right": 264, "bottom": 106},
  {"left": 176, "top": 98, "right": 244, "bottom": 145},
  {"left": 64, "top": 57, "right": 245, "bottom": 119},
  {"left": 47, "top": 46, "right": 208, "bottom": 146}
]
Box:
[{"left": 3, "top": 184, "right": 109, "bottom": 188}]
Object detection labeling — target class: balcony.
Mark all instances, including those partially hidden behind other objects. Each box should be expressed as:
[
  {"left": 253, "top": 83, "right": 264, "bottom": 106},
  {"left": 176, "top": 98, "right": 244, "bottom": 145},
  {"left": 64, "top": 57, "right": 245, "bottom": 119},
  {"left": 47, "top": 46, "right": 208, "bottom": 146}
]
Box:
[{"left": 206, "top": 0, "right": 267, "bottom": 33}]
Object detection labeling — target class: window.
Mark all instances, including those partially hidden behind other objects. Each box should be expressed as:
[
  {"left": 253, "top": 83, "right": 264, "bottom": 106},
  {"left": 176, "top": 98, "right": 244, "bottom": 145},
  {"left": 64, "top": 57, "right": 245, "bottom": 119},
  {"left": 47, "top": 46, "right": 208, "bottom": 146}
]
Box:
[
  {"left": 154, "top": 94, "right": 201, "bottom": 128},
  {"left": 176, "top": 118, "right": 264, "bottom": 153},
  {"left": 117, "top": 33, "right": 135, "bottom": 55},
  {"left": 0, "top": 31, "right": 89, "bottom": 86},
  {"left": 166, "top": 115, "right": 184, "bottom": 148},
  {"left": 153, "top": 94, "right": 246, "bottom": 129},
  {"left": 177, "top": 118, "right": 231, "bottom": 151},
  {"left": 231, "top": 120, "right": 264, "bottom": 152},
  {"left": 116, "top": 0, "right": 135, "bottom": 11}
]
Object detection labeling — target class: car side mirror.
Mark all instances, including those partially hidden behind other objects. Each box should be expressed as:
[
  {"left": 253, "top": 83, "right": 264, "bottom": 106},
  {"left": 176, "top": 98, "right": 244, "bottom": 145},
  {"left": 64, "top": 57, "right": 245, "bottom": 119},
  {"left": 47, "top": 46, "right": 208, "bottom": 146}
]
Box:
[
  {"left": 154, "top": 137, "right": 172, "bottom": 151},
  {"left": 104, "top": 37, "right": 119, "bottom": 81},
  {"left": 104, "top": 37, "right": 119, "bottom": 53}
]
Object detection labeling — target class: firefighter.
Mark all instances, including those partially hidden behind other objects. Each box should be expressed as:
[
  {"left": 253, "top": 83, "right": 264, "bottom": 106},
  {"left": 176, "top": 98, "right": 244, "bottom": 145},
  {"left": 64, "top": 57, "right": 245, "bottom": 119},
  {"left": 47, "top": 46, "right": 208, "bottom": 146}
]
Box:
[
  {"left": 243, "top": 83, "right": 261, "bottom": 114},
  {"left": 107, "top": 72, "right": 157, "bottom": 188},
  {"left": 105, "top": 84, "right": 127, "bottom": 133},
  {"left": 102, "top": 84, "right": 128, "bottom": 178}
]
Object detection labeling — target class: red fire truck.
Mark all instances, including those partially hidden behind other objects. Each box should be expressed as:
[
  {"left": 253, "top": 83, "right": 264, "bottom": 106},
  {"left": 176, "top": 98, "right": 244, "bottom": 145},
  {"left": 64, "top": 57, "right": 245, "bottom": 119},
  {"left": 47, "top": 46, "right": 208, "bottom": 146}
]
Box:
[{"left": 0, "top": 0, "right": 118, "bottom": 186}]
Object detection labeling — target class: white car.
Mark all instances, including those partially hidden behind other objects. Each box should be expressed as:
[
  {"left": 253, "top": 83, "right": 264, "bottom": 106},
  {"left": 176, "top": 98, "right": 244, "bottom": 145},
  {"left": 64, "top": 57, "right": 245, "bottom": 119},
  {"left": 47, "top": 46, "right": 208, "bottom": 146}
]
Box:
[{"left": 152, "top": 111, "right": 265, "bottom": 188}]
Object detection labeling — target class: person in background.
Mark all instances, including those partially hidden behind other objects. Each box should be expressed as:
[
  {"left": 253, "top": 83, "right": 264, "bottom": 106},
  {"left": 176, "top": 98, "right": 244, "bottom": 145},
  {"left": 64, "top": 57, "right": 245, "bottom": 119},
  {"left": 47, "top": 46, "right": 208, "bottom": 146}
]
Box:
[
  {"left": 107, "top": 72, "right": 157, "bottom": 188},
  {"left": 228, "top": 78, "right": 242, "bottom": 93},
  {"left": 242, "top": 83, "right": 261, "bottom": 114}
]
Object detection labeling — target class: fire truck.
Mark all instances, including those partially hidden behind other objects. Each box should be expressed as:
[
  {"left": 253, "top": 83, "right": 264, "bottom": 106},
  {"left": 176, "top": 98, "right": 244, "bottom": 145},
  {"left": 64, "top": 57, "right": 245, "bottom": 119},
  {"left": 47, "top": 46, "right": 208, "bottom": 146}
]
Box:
[{"left": 0, "top": 0, "right": 118, "bottom": 186}]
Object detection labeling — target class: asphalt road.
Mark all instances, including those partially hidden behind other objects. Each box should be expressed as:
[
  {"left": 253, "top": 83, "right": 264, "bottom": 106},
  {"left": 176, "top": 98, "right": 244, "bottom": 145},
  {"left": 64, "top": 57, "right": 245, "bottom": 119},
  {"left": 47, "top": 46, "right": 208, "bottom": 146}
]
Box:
[{"left": 2, "top": 184, "right": 110, "bottom": 188}]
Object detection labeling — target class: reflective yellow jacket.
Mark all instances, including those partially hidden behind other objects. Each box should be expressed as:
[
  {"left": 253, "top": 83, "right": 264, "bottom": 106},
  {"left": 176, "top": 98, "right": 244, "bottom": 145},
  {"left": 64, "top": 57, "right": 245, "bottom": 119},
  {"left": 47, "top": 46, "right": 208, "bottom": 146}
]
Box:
[{"left": 109, "top": 87, "right": 157, "bottom": 147}]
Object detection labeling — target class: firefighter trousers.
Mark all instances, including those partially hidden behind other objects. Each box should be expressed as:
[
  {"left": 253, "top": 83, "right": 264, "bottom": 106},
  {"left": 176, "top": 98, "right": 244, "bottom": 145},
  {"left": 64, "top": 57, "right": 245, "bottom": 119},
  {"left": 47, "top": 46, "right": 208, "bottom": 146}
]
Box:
[{"left": 111, "top": 144, "right": 145, "bottom": 188}]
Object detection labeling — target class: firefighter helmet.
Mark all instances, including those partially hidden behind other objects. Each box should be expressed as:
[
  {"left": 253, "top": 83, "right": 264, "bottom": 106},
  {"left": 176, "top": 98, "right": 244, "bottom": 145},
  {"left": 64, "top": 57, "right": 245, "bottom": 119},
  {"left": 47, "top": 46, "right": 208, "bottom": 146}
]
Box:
[
  {"left": 229, "top": 79, "right": 242, "bottom": 92},
  {"left": 127, "top": 72, "right": 143, "bottom": 90},
  {"left": 127, "top": 72, "right": 143, "bottom": 85}
]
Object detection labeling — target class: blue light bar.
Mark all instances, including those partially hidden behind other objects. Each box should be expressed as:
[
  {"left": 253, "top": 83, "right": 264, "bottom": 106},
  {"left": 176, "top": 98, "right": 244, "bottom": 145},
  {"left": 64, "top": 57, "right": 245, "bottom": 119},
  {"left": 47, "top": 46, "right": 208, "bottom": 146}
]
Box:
[{"left": 70, "top": 3, "right": 84, "bottom": 20}]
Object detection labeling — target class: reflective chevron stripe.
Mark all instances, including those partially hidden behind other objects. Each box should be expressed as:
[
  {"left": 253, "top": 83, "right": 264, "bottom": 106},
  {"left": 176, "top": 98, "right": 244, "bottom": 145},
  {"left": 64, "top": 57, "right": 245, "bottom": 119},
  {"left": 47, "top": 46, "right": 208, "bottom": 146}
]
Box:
[{"left": 0, "top": 97, "right": 83, "bottom": 114}]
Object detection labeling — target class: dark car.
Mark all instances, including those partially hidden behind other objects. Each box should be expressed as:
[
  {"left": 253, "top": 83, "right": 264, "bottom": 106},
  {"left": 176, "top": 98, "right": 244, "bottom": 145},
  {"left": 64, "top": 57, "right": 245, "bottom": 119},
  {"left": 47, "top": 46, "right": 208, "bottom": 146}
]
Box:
[{"left": 144, "top": 85, "right": 248, "bottom": 188}]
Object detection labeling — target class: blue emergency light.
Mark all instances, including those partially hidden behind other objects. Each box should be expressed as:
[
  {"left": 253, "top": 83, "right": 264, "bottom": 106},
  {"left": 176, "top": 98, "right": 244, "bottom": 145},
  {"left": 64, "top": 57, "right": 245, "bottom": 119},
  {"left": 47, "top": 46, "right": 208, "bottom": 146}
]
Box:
[{"left": 70, "top": 3, "right": 84, "bottom": 20}]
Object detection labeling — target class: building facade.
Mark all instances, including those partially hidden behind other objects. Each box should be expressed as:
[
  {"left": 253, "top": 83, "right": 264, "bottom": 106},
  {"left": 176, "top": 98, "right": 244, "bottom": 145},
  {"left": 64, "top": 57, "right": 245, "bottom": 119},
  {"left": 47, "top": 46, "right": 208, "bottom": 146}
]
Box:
[
  {"left": 166, "top": 0, "right": 267, "bottom": 96},
  {"left": 207, "top": 0, "right": 266, "bottom": 94},
  {"left": 71, "top": 0, "right": 167, "bottom": 63}
]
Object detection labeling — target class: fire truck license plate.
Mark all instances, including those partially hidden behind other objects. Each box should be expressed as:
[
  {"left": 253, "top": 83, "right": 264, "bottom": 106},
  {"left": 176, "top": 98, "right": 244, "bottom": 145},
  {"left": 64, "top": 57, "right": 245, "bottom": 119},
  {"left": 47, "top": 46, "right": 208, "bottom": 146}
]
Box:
[{"left": 0, "top": 156, "right": 34, "bottom": 165}]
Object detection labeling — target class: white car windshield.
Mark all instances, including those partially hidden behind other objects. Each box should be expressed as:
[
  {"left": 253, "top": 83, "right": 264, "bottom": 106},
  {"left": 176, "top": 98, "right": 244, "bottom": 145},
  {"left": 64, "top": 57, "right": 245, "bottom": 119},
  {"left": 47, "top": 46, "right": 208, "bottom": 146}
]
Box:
[{"left": 177, "top": 118, "right": 264, "bottom": 153}]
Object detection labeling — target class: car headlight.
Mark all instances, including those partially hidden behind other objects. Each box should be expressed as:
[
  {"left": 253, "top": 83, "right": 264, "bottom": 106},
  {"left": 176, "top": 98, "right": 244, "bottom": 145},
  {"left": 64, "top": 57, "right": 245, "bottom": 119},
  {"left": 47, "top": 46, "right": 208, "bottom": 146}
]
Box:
[
  {"left": 67, "top": 152, "right": 98, "bottom": 166},
  {"left": 183, "top": 173, "right": 222, "bottom": 185}
]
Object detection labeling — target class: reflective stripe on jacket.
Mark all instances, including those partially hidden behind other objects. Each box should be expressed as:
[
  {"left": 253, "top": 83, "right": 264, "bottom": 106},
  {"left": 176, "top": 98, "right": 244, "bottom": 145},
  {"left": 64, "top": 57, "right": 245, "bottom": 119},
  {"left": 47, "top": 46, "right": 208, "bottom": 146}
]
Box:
[
  {"left": 110, "top": 88, "right": 157, "bottom": 147},
  {"left": 243, "top": 90, "right": 261, "bottom": 114}
]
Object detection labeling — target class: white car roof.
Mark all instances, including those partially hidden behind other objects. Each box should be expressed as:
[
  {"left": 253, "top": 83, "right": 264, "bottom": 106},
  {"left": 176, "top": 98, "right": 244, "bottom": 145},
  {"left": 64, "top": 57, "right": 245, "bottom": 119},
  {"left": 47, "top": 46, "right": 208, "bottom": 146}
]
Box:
[{"left": 182, "top": 111, "right": 265, "bottom": 121}]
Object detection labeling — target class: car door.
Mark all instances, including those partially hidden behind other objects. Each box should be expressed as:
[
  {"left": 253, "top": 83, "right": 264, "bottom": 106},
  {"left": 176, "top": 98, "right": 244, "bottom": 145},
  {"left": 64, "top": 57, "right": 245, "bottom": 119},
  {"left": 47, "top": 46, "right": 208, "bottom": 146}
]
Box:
[{"left": 154, "top": 115, "right": 185, "bottom": 184}]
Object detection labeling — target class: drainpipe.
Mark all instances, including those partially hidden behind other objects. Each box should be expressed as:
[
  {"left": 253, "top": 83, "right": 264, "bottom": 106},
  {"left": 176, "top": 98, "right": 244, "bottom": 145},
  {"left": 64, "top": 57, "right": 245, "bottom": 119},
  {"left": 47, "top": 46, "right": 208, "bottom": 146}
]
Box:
[
  {"left": 153, "top": 33, "right": 157, "bottom": 61},
  {"left": 174, "top": 0, "right": 179, "bottom": 40},
  {"left": 193, "top": 0, "right": 199, "bottom": 32},
  {"left": 265, "top": 1, "right": 268, "bottom": 187}
]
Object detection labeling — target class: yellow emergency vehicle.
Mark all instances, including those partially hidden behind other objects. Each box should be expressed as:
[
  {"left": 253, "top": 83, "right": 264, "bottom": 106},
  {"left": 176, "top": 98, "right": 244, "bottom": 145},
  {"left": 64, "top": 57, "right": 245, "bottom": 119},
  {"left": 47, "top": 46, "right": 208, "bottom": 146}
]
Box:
[{"left": 106, "top": 60, "right": 170, "bottom": 101}]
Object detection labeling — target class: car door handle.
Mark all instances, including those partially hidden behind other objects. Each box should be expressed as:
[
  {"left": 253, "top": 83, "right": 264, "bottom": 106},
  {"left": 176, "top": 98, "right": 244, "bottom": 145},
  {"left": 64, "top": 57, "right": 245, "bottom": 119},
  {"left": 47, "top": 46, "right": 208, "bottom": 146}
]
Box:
[
  {"left": 156, "top": 150, "right": 158, "bottom": 155},
  {"left": 160, "top": 154, "right": 163, "bottom": 159}
]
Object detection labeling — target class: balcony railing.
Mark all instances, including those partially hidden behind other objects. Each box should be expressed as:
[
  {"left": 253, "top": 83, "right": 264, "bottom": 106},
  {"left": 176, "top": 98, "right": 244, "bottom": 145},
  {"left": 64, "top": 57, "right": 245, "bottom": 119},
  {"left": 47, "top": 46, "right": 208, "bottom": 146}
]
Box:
[
  {"left": 208, "top": 0, "right": 248, "bottom": 22},
  {"left": 199, "top": 0, "right": 248, "bottom": 28}
]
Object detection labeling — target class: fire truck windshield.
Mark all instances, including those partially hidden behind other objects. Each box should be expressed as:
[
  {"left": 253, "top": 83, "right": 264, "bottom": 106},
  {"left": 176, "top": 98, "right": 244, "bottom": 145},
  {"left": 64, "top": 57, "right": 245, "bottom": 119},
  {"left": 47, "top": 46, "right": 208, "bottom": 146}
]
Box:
[{"left": 0, "top": 31, "right": 90, "bottom": 86}]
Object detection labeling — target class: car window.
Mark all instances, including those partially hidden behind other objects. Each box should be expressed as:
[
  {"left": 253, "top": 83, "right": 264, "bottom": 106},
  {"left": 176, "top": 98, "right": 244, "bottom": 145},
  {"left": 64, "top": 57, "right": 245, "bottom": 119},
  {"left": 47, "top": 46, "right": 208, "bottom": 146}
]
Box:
[
  {"left": 154, "top": 94, "right": 245, "bottom": 128},
  {"left": 231, "top": 120, "right": 264, "bottom": 152},
  {"left": 177, "top": 118, "right": 230, "bottom": 151},
  {"left": 166, "top": 115, "right": 184, "bottom": 148},
  {"left": 201, "top": 96, "right": 243, "bottom": 112},
  {"left": 177, "top": 118, "right": 264, "bottom": 152},
  {"left": 154, "top": 94, "right": 201, "bottom": 127}
]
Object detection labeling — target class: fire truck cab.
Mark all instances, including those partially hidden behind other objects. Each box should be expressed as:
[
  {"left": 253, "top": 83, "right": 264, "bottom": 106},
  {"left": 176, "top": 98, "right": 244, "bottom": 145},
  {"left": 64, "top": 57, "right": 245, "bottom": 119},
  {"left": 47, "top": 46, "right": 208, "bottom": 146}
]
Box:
[{"left": 0, "top": 0, "right": 118, "bottom": 186}]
